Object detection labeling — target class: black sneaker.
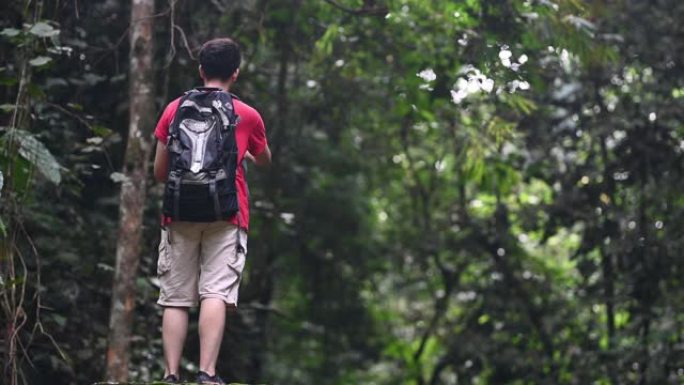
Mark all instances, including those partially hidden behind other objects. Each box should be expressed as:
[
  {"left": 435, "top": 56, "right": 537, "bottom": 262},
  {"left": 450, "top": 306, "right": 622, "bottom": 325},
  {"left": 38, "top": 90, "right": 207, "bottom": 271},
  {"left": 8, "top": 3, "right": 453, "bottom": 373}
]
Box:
[
  {"left": 160, "top": 373, "right": 180, "bottom": 384},
  {"left": 196, "top": 370, "right": 226, "bottom": 385}
]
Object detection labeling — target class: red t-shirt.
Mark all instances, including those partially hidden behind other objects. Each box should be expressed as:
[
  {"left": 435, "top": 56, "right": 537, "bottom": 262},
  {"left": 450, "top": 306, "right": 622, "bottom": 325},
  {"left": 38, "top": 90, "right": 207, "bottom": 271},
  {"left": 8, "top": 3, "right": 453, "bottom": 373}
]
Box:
[{"left": 154, "top": 95, "right": 268, "bottom": 231}]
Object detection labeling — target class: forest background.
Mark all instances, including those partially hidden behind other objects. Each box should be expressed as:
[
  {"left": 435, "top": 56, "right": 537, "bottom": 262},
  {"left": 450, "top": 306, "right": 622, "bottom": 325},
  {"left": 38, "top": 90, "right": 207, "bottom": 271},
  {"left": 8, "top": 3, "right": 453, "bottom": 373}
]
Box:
[{"left": 1, "top": 0, "right": 683, "bottom": 384}]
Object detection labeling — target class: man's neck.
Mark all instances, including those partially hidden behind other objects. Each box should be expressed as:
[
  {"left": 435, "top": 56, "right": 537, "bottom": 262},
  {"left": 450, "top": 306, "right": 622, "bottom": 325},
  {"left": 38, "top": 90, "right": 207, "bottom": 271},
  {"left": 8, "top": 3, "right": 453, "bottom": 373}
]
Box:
[{"left": 203, "top": 79, "right": 232, "bottom": 91}]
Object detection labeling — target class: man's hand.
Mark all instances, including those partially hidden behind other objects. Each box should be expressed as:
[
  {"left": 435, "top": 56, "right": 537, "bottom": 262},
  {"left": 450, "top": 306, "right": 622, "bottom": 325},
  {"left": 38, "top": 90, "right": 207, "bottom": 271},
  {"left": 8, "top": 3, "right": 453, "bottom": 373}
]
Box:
[{"left": 245, "top": 144, "right": 272, "bottom": 167}]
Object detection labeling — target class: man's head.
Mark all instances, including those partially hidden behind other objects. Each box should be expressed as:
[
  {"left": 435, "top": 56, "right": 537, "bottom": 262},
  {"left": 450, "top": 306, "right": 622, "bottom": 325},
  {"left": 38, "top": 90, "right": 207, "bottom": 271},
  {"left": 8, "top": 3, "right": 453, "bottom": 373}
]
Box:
[{"left": 198, "top": 38, "right": 241, "bottom": 83}]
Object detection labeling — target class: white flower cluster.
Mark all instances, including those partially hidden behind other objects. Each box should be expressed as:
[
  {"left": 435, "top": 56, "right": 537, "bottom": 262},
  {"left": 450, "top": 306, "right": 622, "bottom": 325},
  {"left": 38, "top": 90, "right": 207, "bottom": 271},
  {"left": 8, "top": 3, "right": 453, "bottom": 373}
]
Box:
[
  {"left": 417, "top": 68, "right": 437, "bottom": 91},
  {"left": 499, "top": 46, "right": 528, "bottom": 71},
  {"left": 416, "top": 68, "right": 437, "bottom": 82},
  {"left": 450, "top": 65, "right": 494, "bottom": 104},
  {"left": 508, "top": 79, "right": 531, "bottom": 92}
]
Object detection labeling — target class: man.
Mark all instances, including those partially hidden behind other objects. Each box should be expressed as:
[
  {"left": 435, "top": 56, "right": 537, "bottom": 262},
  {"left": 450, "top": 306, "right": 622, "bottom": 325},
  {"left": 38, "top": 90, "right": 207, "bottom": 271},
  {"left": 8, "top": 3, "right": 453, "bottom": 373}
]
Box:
[{"left": 153, "top": 37, "right": 271, "bottom": 384}]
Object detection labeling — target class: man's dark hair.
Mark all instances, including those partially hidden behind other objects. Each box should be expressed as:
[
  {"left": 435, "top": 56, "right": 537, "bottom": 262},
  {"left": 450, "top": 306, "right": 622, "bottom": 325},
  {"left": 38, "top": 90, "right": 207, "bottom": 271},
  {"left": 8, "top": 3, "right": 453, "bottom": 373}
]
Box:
[{"left": 199, "top": 38, "right": 241, "bottom": 81}]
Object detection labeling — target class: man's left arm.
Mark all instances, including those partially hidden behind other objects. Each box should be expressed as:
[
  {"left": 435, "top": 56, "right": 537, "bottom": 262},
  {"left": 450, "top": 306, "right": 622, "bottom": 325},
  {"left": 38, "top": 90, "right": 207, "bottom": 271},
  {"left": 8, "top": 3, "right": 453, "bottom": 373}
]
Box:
[{"left": 247, "top": 113, "right": 271, "bottom": 167}]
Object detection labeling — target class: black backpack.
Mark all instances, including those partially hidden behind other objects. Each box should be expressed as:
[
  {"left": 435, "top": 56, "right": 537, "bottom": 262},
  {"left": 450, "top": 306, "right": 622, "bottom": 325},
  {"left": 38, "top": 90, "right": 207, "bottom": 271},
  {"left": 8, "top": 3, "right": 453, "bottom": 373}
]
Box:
[{"left": 162, "top": 87, "right": 240, "bottom": 222}]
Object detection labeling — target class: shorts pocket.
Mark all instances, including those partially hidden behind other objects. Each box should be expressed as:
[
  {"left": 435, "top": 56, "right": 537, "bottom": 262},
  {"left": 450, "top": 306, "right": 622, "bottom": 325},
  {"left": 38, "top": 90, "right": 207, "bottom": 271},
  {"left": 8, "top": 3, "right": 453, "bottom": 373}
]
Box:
[
  {"left": 157, "top": 228, "right": 172, "bottom": 276},
  {"left": 237, "top": 229, "right": 247, "bottom": 255},
  {"left": 225, "top": 230, "right": 247, "bottom": 286}
]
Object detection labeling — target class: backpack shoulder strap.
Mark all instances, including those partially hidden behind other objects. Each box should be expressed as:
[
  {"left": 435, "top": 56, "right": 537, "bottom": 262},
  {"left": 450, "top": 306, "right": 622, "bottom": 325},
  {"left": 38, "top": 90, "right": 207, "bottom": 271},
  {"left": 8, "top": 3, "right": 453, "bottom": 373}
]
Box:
[
  {"left": 212, "top": 90, "right": 239, "bottom": 127},
  {"left": 168, "top": 93, "right": 192, "bottom": 137},
  {"left": 169, "top": 88, "right": 215, "bottom": 131}
]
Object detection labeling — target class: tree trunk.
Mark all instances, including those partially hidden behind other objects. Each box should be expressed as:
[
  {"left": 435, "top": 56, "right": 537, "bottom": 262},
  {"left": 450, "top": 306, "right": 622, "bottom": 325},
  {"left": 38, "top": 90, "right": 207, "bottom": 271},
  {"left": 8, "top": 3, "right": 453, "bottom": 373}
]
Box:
[{"left": 105, "top": 0, "right": 156, "bottom": 381}]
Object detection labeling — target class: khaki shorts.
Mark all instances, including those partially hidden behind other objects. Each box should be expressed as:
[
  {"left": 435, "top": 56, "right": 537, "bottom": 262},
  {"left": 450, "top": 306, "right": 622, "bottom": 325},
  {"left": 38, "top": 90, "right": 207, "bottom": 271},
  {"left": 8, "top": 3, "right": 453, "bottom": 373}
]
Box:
[{"left": 156, "top": 221, "right": 247, "bottom": 308}]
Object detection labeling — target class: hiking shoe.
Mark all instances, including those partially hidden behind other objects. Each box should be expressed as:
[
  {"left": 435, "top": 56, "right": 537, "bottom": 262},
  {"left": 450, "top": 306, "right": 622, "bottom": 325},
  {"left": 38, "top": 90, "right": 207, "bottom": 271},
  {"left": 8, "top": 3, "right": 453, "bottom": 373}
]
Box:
[
  {"left": 160, "top": 374, "right": 180, "bottom": 384},
  {"left": 196, "top": 370, "right": 226, "bottom": 385}
]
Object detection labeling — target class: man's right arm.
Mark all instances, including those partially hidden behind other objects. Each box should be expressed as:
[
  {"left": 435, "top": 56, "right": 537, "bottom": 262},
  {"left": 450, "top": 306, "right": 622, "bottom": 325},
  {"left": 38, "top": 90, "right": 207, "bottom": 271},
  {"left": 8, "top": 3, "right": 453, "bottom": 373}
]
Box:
[
  {"left": 153, "top": 140, "right": 169, "bottom": 182},
  {"left": 152, "top": 99, "right": 178, "bottom": 183}
]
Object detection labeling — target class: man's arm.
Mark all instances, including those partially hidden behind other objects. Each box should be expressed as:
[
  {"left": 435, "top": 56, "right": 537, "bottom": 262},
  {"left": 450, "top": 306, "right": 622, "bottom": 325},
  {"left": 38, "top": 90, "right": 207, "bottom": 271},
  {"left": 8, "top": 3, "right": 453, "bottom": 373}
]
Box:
[
  {"left": 153, "top": 140, "right": 169, "bottom": 182},
  {"left": 245, "top": 109, "right": 270, "bottom": 167},
  {"left": 248, "top": 143, "right": 272, "bottom": 167}
]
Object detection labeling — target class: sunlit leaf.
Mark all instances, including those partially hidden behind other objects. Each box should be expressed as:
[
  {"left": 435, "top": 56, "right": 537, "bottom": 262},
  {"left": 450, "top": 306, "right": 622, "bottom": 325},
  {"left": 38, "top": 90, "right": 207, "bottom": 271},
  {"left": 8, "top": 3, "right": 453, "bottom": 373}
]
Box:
[
  {"left": 29, "top": 56, "right": 52, "bottom": 67},
  {"left": 12, "top": 129, "right": 62, "bottom": 184},
  {"left": 0, "top": 28, "right": 21, "bottom": 38},
  {"left": 29, "top": 22, "right": 60, "bottom": 38},
  {"left": 91, "top": 125, "right": 113, "bottom": 137}
]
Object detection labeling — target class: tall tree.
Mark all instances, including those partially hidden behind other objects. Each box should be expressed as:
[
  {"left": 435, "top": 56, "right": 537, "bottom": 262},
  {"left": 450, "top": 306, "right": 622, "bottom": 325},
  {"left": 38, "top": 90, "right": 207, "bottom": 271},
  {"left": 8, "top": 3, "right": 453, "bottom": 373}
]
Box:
[{"left": 105, "top": 0, "right": 156, "bottom": 381}]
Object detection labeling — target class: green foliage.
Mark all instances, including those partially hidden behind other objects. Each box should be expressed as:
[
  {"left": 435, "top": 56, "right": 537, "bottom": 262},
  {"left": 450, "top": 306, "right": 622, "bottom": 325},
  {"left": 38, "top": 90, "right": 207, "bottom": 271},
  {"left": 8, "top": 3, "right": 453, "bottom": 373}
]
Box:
[{"left": 7, "top": 129, "right": 61, "bottom": 184}]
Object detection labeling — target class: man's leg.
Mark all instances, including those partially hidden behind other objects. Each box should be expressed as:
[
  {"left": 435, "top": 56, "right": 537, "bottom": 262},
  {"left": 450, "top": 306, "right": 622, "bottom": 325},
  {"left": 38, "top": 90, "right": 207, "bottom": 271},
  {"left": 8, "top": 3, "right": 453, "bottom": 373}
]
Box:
[
  {"left": 157, "top": 222, "right": 202, "bottom": 378},
  {"left": 197, "top": 222, "right": 247, "bottom": 376},
  {"left": 162, "top": 306, "right": 189, "bottom": 377},
  {"left": 198, "top": 298, "right": 227, "bottom": 375}
]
